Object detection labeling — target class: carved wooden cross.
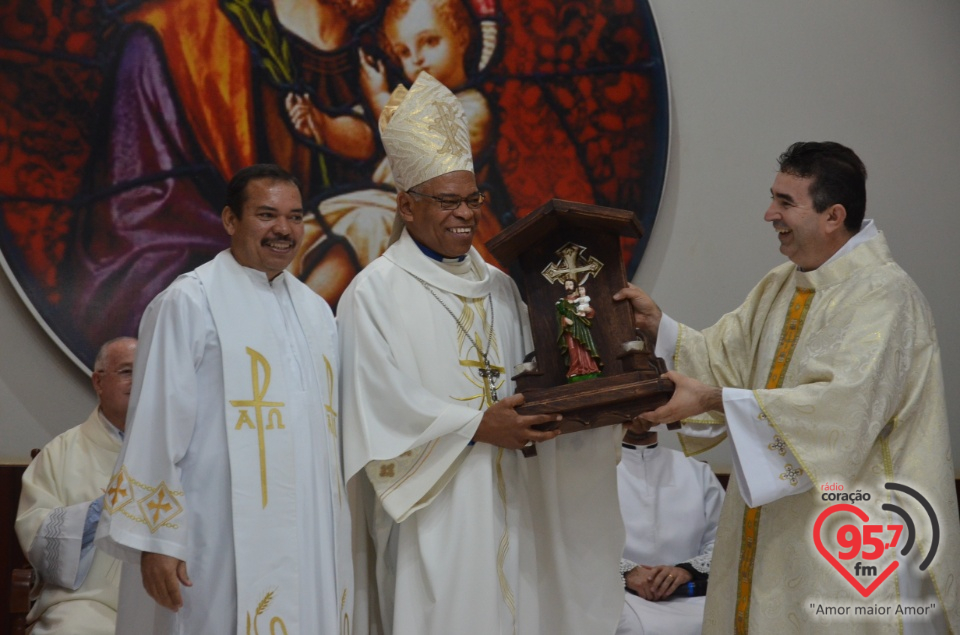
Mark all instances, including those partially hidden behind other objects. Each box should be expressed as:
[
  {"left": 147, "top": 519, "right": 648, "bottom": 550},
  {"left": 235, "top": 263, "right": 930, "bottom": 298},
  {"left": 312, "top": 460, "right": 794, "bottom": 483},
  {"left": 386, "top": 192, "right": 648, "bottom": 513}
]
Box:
[{"left": 541, "top": 242, "right": 604, "bottom": 286}]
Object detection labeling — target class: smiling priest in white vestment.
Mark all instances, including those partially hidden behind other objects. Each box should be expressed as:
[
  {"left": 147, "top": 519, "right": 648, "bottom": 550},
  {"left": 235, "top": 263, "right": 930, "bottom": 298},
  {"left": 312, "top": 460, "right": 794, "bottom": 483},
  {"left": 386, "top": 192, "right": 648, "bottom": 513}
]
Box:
[
  {"left": 339, "top": 72, "right": 625, "bottom": 635},
  {"left": 96, "top": 164, "right": 353, "bottom": 635}
]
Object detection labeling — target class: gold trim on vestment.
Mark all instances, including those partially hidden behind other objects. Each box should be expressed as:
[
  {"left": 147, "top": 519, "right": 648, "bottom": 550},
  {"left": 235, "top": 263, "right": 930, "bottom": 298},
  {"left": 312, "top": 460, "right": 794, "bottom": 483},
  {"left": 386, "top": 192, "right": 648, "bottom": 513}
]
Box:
[
  {"left": 229, "top": 347, "right": 286, "bottom": 509},
  {"left": 678, "top": 431, "right": 728, "bottom": 457},
  {"left": 672, "top": 323, "right": 683, "bottom": 371},
  {"left": 105, "top": 467, "right": 185, "bottom": 532},
  {"left": 323, "top": 355, "right": 344, "bottom": 506},
  {"left": 341, "top": 588, "right": 351, "bottom": 635},
  {"left": 377, "top": 440, "right": 440, "bottom": 500},
  {"left": 734, "top": 287, "right": 815, "bottom": 634},
  {"left": 734, "top": 506, "right": 762, "bottom": 634},
  {"left": 244, "top": 590, "right": 288, "bottom": 635},
  {"left": 880, "top": 433, "right": 906, "bottom": 635},
  {"left": 494, "top": 447, "right": 518, "bottom": 633}
]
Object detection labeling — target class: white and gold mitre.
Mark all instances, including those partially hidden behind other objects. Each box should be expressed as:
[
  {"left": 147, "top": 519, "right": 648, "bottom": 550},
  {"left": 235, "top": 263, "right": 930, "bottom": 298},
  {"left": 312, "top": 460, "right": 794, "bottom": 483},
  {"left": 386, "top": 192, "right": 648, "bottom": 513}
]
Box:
[{"left": 379, "top": 72, "right": 474, "bottom": 191}]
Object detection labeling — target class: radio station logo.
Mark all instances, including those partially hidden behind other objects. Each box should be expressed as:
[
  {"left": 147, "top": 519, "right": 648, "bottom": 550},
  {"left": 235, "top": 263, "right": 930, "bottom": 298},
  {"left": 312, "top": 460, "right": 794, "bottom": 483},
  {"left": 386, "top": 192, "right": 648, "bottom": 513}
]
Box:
[{"left": 813, "top": 482, "right": 940, "bottom": 598}]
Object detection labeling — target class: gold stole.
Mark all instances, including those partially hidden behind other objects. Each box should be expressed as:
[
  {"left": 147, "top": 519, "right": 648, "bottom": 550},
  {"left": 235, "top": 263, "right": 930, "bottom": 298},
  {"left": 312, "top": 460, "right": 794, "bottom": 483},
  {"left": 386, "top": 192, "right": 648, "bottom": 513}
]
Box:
[{"left": 734, "top": 288, "right": 814, "bottom": 634}]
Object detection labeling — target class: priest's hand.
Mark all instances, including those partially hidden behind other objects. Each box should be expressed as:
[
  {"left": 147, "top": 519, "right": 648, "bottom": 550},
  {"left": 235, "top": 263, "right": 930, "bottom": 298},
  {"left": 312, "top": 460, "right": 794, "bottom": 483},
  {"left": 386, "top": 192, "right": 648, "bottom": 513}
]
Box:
[
  {"left": 473, "top": 393, "right": 562, "bottom": 450},
  {"left": 645, "top": 565, "right": 692, "bottom": 600},
  {"left": 613, "top": 284, "right": 662, "bottom": 345},
  {"left": 142, "top": 551, "right": 192, "bottom": 611},
  {"left": 639, "top": 371, "right": 724, "bottom": 423}
]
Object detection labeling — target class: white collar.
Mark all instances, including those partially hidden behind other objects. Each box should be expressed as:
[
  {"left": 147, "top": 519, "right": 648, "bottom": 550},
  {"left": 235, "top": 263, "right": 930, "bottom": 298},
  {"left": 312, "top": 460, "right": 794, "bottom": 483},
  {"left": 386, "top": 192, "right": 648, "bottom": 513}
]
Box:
[
  {"left": 228, "top": 250, "right": 289, "bottom": 289},
  {"left": 385, "top": 228, "right": 491, "bottom": 297},
  {"left": 807, "top": 218, "right": 878, "bottom": 271}
]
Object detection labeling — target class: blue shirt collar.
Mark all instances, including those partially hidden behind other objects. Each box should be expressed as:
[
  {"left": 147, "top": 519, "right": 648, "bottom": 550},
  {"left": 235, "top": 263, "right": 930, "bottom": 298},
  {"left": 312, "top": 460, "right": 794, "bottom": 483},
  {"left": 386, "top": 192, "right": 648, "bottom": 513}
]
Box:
[{"left": 413, "top": 238, "right": 467, "bottom": 263}]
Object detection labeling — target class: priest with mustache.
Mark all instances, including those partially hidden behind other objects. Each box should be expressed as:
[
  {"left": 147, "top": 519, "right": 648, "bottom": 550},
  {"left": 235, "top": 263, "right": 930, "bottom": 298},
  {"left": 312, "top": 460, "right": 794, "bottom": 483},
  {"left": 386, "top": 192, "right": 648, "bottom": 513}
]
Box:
[{"left": 96, "top": 164, "right": 353, "bottom": 634}]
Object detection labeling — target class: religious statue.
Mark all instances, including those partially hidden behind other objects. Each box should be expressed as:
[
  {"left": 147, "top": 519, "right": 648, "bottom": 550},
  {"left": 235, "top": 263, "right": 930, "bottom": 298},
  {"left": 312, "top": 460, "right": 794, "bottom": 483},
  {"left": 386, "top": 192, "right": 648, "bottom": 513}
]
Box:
[
  {"left": 556, "top": 278, "right": 602, "bottom": 381},
  {"left": 486, "top": 201, "right": 674, "bottom": 450}
]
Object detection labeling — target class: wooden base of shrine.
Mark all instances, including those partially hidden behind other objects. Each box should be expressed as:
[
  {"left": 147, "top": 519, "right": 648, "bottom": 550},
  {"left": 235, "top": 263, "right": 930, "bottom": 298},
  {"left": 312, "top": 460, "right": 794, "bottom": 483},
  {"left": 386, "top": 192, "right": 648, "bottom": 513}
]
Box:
[{"left": 515, "top": 371, "right": 675, "bottom": 457}]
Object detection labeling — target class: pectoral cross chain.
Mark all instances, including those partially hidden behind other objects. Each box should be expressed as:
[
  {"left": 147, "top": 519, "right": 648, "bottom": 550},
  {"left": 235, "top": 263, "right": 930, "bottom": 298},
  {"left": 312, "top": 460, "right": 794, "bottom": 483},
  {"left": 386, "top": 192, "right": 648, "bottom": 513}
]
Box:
[
  {"left": 478, "top": 366, "right": 501, "bottom": 403},
  {"left": 460, "top": 355, "right": 504, "bottom": 405},
  {"left": 410, "top": 273, "right": 502, "bottom": 405}
]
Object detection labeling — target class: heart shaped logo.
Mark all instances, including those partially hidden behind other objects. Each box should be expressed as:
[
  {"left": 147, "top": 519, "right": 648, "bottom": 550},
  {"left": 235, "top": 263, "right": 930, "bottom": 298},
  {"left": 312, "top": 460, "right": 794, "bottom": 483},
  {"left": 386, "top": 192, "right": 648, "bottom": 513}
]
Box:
[{"left": 813, "top": 503, "right": 899, "bottom": 597}]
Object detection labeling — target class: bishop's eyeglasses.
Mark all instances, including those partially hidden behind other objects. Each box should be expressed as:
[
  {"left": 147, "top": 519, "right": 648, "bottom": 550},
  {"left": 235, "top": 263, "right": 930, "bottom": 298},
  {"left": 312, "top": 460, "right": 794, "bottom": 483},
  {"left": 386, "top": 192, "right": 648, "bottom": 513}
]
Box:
[{"left": 406, "top": 190, "right": 485, "bottom": 210}]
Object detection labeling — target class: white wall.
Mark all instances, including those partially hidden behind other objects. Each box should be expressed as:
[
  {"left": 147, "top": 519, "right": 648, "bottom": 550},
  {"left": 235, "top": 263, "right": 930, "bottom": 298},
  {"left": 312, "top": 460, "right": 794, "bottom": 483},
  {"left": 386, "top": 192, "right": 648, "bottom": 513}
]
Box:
[
  {"left": 1, "top": 270, "right": 94, "bottom": 462},
  {"left": 2, "top": 0, "right": 958, "bottom": 473},
  {"left": 636, "top": 0, "right": 960, "bottom": 474}
]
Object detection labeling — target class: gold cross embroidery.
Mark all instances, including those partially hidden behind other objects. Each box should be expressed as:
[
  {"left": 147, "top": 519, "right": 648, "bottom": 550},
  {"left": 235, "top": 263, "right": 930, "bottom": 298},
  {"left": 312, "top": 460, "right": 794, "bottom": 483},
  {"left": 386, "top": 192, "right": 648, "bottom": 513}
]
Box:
[
  {"left": 430, "top": 101, "right": 467, "bottom": 157},
  {"left": 768, "top": 435, "right": 788, "bottom": 456},
  {"left": 779, "top": 463, "right": 804, "bottom": 486},
  {"left": 230, "top": 347, "right": 285, "bottom": 508},
  {"left": 458, "top": 336, "right": 505, "bottom": 407},
  {"left": 107, "top": 471, "right": 128, "bottom": 507},
  {"left": 136, "top": 481, "right": 183, "bottom": 533},
  {"left": 147, "top": 489, "right": 173, "bottom": 523}
]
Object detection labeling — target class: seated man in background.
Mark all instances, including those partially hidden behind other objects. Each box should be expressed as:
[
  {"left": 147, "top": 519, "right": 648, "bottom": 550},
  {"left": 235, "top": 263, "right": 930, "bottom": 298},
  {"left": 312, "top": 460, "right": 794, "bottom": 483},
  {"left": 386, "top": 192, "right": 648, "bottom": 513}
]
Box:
[
  {"left": 15, "top": 337, "right": 137, "bottom": 634},
  {"left": 617, "top": 429, "right": 724, "bottom": 635}
]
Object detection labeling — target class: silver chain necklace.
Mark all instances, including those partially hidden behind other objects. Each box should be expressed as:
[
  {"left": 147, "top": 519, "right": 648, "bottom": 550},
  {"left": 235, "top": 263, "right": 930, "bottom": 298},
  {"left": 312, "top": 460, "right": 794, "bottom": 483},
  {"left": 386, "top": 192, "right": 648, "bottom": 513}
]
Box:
[{"left": 409, "top": 272, "right": 500, "bottom": 402}]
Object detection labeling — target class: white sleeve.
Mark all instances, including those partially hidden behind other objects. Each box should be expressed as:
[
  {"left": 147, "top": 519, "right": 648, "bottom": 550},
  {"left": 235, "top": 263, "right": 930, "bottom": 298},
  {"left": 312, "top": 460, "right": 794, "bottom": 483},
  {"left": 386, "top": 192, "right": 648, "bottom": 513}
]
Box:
[
  {"left": 96, "top": 281, "right": 207, "bottom": 563},
  {"left": 723, "top": 388, "right": 812, "bottom": 507},
  {"left": 338, "top": 275, "right": 488, "bottom": 522},
  {"left": 652, "top": 314, "right": 726, "bottom": 438},
  {"left": 654, "top": 313, "right": 679, "bottom": 370},
  {"left": 15, "top": 443, "right": 101, "bottom": 590},
  {"left": 685, "top": 468, "right": 725, "bottom": 575},
  {"left": 23, "top": 500, "right": 95, "bottom": 590}
]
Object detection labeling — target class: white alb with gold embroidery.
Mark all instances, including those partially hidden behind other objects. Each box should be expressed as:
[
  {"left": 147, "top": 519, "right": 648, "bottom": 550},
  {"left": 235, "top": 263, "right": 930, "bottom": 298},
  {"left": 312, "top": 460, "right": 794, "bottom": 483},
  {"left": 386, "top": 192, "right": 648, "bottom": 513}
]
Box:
[{"left": 97, "top": 250, "right": 352, "bottom": 634}]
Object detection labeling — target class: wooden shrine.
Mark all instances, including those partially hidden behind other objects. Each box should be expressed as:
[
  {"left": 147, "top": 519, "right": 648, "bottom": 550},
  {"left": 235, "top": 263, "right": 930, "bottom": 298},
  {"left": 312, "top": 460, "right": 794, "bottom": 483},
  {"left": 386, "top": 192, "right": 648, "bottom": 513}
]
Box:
[{"left": 486, "top": 199, "right": 674, "bottom": 455}]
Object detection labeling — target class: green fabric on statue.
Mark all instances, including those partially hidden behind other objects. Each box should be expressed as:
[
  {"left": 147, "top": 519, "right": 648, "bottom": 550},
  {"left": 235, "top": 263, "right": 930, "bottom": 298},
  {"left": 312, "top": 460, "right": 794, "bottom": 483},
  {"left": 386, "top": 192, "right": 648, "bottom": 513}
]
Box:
[{"left": 556, "top": 294, "right": 602, "bottom": 380}]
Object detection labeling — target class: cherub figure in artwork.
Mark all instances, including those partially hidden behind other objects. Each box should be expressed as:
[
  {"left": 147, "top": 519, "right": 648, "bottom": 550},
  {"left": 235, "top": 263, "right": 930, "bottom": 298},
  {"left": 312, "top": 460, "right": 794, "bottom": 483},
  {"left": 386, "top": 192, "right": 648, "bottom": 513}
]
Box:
[
  {"left": 557, "top": 278, "right": 602, "bottom": 382},
  {"left": 361, "top": 0, "right": 506, "bottom": 262},
  {"left": 360, "top": 0, "right": 493, "bottom": 158},
  {"left": 287, "top": 0, "right": 505, "bottom": 284},
  {"left": 290, "top": 0, "right": 494, "bottom": 164}
]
